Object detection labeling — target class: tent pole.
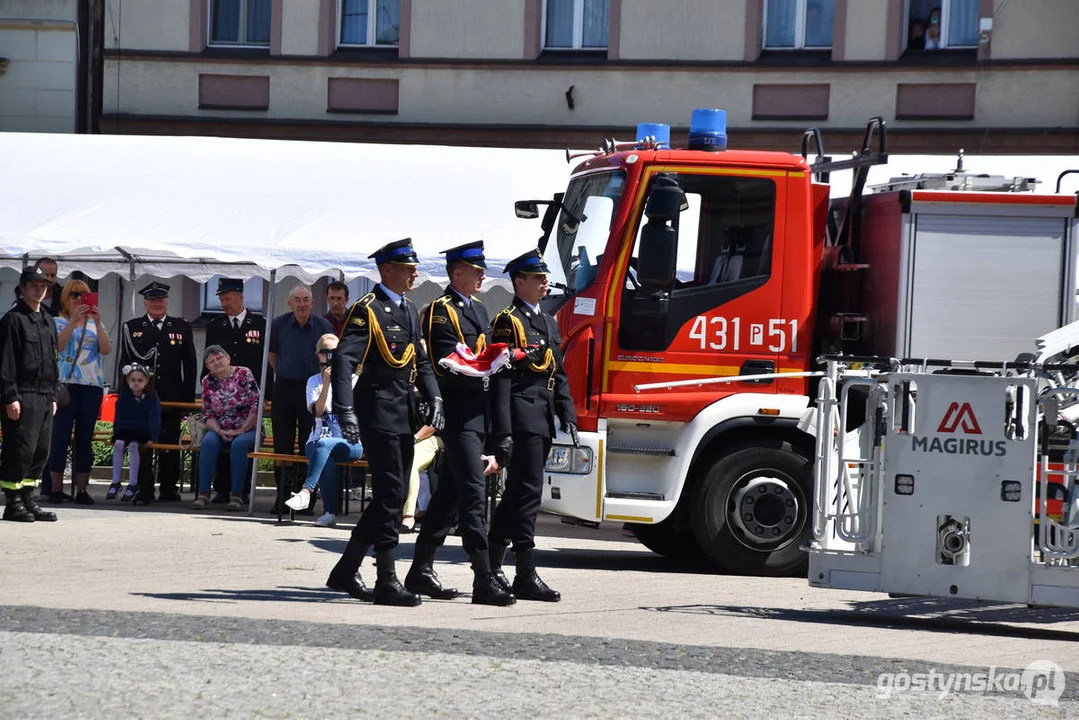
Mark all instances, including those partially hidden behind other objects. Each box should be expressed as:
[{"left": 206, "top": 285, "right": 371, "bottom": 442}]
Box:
[{"left": 248, "top": 268, "right": 277, "bottom": 516}]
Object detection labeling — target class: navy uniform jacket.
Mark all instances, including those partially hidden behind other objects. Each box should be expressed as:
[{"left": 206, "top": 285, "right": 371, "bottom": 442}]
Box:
[
  {"left": 119, "top": 315, "right": 197, "bottom": 403},
  {"left": 0, "top": 299, "right": 59, "bottom": 403},
  {"left": 490, "top": 296, "right": 575, "bottom": 439},
  {"left": 203, "top": 312, "right": 270, "bottom": 386},
  {"left": 331, "top": 286, "right": 440, "bottom": 435},
  {"left": 423, "top": 287, "right": 491, "bottom": 434}
]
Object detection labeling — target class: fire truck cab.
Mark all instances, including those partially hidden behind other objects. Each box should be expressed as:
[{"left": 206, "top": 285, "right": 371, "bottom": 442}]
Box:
[{"left": 524, "top": 110, "right": 1079, "bottom": 577}]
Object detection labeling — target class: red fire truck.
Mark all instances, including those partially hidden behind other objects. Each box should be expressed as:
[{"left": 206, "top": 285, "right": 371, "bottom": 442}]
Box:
[{"left": 520, "top": 110, "right": 1079, "bottom": 576}]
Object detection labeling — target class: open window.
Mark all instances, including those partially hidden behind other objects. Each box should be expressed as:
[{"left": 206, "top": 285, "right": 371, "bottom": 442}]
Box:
[
  {"left": 905, "top": 0, "right": 979, "bottom": 51},
  {"left": 618, "top": 173, "right": 776, "bottom": 352}
]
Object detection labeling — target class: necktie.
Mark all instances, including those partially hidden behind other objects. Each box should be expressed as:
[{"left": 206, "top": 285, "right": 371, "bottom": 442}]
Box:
[
  {"left": 399, "top": 299, "right": 406, "bottom": 310},
  {"left": 233, "top": 317, "right": 240, "bottom": 331}
]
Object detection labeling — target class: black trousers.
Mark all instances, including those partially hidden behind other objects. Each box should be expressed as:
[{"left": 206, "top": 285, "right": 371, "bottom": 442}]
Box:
[
  {"left": 0, "top": 392, "right": 53, "bottom": 489},
  {"left": 271, "top": 377, "right": 311, "bottom": 456},
  {"left": 138, "top": 406, "right": 182, "bottom": 497},
  {"left": 490, "top": 432, "right": 551, "bottom": 553},
  {"left": 418, "top": 428, "right": 488, "bottom": 556},
  {"left": 342, "top": 426, "right": 413, "bottom": 555}
]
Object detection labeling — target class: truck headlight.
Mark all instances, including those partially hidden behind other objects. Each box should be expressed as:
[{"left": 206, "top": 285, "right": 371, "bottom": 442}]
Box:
[{"left": 545, "top": 445, "right": 593, "bottom": 474}]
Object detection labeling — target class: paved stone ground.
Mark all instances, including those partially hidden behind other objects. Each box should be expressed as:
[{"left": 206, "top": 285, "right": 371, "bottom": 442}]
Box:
[{"left": 2, "top": 483, "right": 1078, "bottom": 718}]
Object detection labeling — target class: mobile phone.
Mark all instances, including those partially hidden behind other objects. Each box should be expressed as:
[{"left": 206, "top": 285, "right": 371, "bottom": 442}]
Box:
[{"left": 83, "top": 292, "right": 99, "bottom": 313}]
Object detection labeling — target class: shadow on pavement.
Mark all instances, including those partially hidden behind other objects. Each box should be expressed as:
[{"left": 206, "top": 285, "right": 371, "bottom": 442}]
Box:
[
  {"left": 643, "top": 600, "right": 1079, "bottom": 641},
  {"left": 131, "top": 585, "right": 351, "bottom": 604}
]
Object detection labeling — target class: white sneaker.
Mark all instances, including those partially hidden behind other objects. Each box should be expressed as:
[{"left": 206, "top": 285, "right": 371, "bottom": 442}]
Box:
[
  {"left": 314, "top": 512, "right": 336, "bottom": 527},
  {"left": 285, "top": 490, "right": 311, "bottom": 511}
]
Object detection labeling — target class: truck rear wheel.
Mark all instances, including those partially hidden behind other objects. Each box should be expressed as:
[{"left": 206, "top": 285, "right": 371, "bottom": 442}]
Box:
[
  {"left": 627, "top": 516, "right": 705, "bottom": 563},
  {"left": 690, "top": 442, "right": 812, "bottom": 577}
]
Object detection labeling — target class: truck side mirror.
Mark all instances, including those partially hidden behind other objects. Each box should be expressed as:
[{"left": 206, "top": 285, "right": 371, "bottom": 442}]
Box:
[
  {"left": 514, "top": 200, "right": 540, "bottom": 219},
  {"left": 635, "top": 179, "right": 684, "bottom": 289}
]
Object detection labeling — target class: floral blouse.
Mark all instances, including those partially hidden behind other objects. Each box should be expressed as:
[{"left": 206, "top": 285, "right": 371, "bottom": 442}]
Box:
[{"left": 201, "top": 366, "right": 259, "bottom": 431}]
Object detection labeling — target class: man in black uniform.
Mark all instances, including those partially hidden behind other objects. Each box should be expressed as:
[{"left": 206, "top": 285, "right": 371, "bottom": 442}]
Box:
[
  {"left": 488, "top": 249, "right": 577, "bottom": 602},
  {"left": 203, "top": 277, "right": 269, "bottom": 502},
  {"left": 119, "top": 281, "right": 198, "bottom": 504},
  {"left": 403, "top": 241, "right": 515, "bottom": 606},
  {"left": 1, "top": 268, "right": 59, "bottom": 523},
  {"left": 325, "top": 238, "right": 445, "bottom": 607}
]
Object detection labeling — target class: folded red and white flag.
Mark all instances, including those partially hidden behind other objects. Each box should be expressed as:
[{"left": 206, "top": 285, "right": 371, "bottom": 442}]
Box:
[{"left": 439, "top": 342, "right": 523, "bottom": 378}]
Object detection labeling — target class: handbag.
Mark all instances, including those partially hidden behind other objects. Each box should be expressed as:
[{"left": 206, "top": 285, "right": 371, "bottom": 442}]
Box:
[
  {"left": 56, "top": 324, "right": 87, "bottom": 408},
  {"left": 179, "top": 412, "right": 207, "bottom": 450}
]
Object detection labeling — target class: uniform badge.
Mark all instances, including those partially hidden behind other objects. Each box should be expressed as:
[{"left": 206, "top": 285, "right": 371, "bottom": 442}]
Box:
[
  {"left": 133, "top": 332, "right": 143, "bottom": 338},
  {"left": 432, "top": 316, "right": 447, "bottom": 324},
  {"left": 350, "top": 317, "right": 366, "bottom": 327},
  {"left": 384, "top": 306, "right": 392, "bottom": 313}
]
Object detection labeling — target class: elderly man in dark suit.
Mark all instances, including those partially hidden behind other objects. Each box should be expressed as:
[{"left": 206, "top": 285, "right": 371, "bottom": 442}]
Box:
[{"left": 119, "top": 281, "right": 197, "bottom": 504}]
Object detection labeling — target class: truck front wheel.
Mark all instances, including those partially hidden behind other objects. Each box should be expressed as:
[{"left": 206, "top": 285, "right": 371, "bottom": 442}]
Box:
[
  {"left": 627, "top": 515, "right": 705, "bottom": 564},
  {"left": 690, "top": 442, "right": 812, "bottom": 577}
]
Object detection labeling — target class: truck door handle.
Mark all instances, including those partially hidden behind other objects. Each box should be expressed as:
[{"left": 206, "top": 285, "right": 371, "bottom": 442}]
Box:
[{"left": 739, "top": 360, "right": 775, "bottom": 384}]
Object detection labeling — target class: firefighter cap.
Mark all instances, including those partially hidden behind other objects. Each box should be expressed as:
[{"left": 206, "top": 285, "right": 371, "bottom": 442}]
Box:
[
  {"left": 369, "top": 238, "right": 419, "bottom": 266},
  {"left": 441, "top": 240, "right": 486, "bottom": 269},
  {"left": 504, "top": 249, "right": 549, "bottom": 276},
  {"left": 138, "top": 281, "right": 171, "bottom": 298},
  {"left": 215, "top": 278, "right": 244, "bottom": 295}
]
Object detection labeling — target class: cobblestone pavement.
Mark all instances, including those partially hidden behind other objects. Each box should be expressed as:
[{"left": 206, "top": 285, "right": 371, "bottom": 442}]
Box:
[{"left": 1, "top": 491, "right": 1078, "bottom": 718}]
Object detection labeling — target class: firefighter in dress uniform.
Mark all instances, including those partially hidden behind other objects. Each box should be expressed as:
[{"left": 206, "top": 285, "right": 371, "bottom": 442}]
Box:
[
  {"left": 325, "top": 238, "right": 445, "bottom": 607},
  {"left": 0, "top": 268, "right": 59, "bottom": 523},
  {"left": 403, "top": 241, "right": 517, "bottom": 606},
  {"left": 488, "top": 249, "right": 578, "bottom": 602},
  {"left": 119, "top": 281, "right": 198, "bottom": 504},
  {"left": 203, "top": 277, "right": 269, "bottom": 502}
]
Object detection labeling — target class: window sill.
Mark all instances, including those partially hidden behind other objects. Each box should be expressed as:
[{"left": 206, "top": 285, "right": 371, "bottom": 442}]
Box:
[
  {"left": 200, "top": 46, "right": 271, "bottom": 59},
  {"left": 536, "top": 49, "right": 610, "bottom": 65},
  {"left": 754, "top": 49, "right": 833, "bottom": 66},
  {"left": 897, "top": 48, "right": 978, "bottom": 66},
  {"left": 330, "top": 46, "right": 401, "bottom": 62}
]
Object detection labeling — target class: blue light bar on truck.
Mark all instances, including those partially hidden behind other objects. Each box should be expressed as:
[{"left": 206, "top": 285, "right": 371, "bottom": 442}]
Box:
[
  {"left": 636, "top": 122, "right": 670, "bottom": 149},
  {"left": 687, "top": 108, "right": 727, "bottom": 151}
]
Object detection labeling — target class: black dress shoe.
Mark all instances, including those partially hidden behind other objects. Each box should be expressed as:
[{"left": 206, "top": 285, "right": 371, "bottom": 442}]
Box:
[
  {"left": 326, "top": 569, "right": 374, "bottom": 602},
  {"left": 211, "top": 492, "right": 229, "bottom": 504},
  {"left": 373, "top": 577, "right": 422, "bottom": 607},
  {"left": 472, "top": 574, "right": 516, "bottom": 606},
  {"left": 48, "top": 491, "right": 74, "bottom": 503},
  {"left": 74, "top": 490, "right": 96, "bottom": 506},
  {"left": 157, "top": 491, "right": 183, "bottom": 502},
  {"left": 404, "top": 566, "right": 460, "bottom": 600},
  {"left": 512, "top": 570, "right": 561, "bottom": 602},
  {"left": 492, "top": 568, "right": 512, "bottom": 593}
]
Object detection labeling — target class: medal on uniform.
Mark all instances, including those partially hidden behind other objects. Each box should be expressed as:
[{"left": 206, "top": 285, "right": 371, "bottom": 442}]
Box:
[{"left": 384, "top": 306, "right": 391, "bottom": 312}]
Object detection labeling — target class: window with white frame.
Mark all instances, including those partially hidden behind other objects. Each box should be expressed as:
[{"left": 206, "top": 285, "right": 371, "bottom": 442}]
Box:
[
  {"left": 340, "top": 0, "right": 400, "bottom": 47},
  {"left": 544, "top": 0, "right": 609, "bottom": 50},
  {"left": 209, "top": 0, "right": 271, "bottom": 46},
  {"left": 764, "top": 0, "right": 834, "bottom": 50},
  {"left": 905, "top": 0, "right": 979, "bottom": 50}
]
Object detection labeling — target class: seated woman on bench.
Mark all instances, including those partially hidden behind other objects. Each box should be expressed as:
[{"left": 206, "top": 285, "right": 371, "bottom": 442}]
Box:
[
  {"left": 191, "top": 345, "right": 260, "bottom": 511},
  {"left": 284, "top": 333, "right": 362, "bottom": 527}
]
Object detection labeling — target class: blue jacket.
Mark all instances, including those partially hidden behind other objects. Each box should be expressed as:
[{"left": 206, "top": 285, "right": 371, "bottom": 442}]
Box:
[{"left": 114, "top": 388, "right": 162, "bottom": 440}]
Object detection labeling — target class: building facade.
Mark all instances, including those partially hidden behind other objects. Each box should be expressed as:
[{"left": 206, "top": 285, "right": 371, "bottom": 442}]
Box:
[
  {"left": 0, "top": 0, "right": 91, "bottom": 132},
  {"left": 72, "top": 1, "right": 1079, "bottom": 153}
]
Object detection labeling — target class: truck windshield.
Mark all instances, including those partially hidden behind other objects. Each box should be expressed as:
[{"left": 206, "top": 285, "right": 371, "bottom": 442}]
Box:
[{"left": 547, "top": 170, "right": 626, "bottom": 300}]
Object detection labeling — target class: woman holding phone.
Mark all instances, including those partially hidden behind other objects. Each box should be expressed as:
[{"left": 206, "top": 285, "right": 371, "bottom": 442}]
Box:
[{"left": 46, "top": 280, "right": 112, "bottom": 504}]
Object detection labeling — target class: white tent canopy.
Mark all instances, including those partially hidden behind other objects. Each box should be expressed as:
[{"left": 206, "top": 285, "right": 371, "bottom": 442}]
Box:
[{"left": 0, "top": 133, "right": 572, "bottom": 285}]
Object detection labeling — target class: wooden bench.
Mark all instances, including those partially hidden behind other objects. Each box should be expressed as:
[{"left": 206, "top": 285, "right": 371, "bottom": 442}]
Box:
[{"left": 248, "top": 450, "right": 368, "bottom": 523}]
